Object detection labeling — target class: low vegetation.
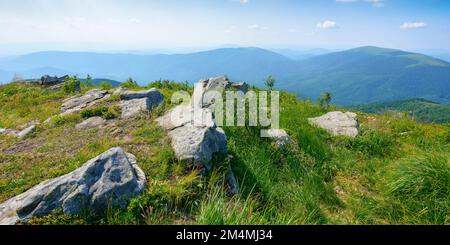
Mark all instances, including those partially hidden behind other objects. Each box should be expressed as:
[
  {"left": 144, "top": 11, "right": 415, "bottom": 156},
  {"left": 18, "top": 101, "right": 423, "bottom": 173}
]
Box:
[{"left": 0, "top": 81, "right": 448, "bottom": 225}]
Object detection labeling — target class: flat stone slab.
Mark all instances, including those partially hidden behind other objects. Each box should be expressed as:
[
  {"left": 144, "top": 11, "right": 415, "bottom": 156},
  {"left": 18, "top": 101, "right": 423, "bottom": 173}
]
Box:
[
  {"left": 61, "top": 89, "right": 109, "bottom": 113},
  {"left": 308, "top": 111, "right": 359, "bottom": 137}
]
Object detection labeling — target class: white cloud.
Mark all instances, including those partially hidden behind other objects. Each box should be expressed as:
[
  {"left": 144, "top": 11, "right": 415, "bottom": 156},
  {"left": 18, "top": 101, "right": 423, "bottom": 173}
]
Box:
[
  {"left": 336, "top": 0, "right": 385, "bottom": 8},
  {"left": 400, "top": 22, "right": 427, "bottom": 29},
  {"left": 248, "top": 24, "right": 267, "bottom": 31},
  {"left": 232, "top": 0, "right": 250, "bottom": 4},
  {"left": 317, "top": 20, "right": 338, "bottom": 29},
  {"left": 366, "top": 0, "right": 385, "bottom": 8}
]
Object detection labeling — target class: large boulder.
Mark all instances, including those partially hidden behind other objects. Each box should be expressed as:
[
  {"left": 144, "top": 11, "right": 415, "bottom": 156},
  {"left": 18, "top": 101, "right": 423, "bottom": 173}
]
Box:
[
  {"left": 61, "top": 89, "right": 109, "bottom": 114},
  {"left": 0, "top": 147, "right": 147, "bottom": 225},
  {"left": 120, "top": 88, "right": 164, "bottom": 119},
  {"left": 192, "top": 76, "right": 249, "bottom": 109},
  {"left": 156, "top": 105, "right": 227, "bottom": 171},
  {"left": 75, "top": 117, "right": 106, "bottom": 129},
  {"left": 308, "top": 111, "right": 359, "bottom": 137}
]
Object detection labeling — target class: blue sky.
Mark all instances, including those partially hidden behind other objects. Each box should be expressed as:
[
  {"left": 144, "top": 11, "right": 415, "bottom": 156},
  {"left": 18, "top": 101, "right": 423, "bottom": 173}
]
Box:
[{"left": 0, "top": 0, "right": 449, "bottom": 55}]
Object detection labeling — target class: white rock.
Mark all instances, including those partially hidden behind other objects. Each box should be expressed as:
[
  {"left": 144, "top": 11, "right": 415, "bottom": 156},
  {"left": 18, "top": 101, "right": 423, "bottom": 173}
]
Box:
[
  {"left": 120, "top": 88, "right": 164, "bottom": 119},
  {"left": 156, "top": 105, "right": 227, "bottom": 171},
  {"left": 308, "top": 111, "right": 359, "bottom": 137},
  {"left": 0, "top": 147, "right": 146, "bottom": 225},
  {"left": 264, "top": 129, "right": 291, "bottom": 148},
  {"left": 17, "top": 125, "right": 36, "bottom": 139}
]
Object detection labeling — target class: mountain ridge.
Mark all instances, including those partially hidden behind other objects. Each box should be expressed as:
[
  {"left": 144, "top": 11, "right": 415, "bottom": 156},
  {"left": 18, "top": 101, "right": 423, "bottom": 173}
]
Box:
[{"left": 1, "top": 46, "right": 449, "bottom": 106}]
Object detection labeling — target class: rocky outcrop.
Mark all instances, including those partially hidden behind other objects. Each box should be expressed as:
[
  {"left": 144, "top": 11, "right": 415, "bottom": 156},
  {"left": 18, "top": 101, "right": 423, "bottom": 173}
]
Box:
[
  {"left": 120, "top": 88, "right": 164, "bottom": 119},
  {"left": 308, "top": 111, "right": 359, "bottom": 137},
  {"left": 40, "top": 75, "right": 69, "bottom": 86},
  {"left": 156, "top": 105, "right": 227, "bottom": 171},
  {"left": 61, "top": 89, "right": 109, "bottom": 114},
  {"left": 264, "top": 129, "right": 291, "bottom": 148},
  {"left": 0, "top": 147, "right": 146, "bottom": 225},
  {"left": 75, "top": 117, "right": 106, "bottom": 129}
]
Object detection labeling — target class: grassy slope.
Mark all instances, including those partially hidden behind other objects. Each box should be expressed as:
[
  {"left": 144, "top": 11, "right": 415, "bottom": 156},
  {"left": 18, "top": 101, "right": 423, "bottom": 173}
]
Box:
[{"left": 0, "top": 82, "right": 449, "bottom": 225}]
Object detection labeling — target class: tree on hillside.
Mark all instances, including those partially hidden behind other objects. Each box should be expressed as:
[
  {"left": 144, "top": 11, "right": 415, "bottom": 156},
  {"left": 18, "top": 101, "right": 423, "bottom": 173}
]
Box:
[
  {"left": 85, "top": 74, "right": 93, "bottom": 87},
  {"left": 319, "top": 92, "right": 332, "bottom": 108},
  {"left": 264, "top": 75, "right": 276, "bottom": 90}
]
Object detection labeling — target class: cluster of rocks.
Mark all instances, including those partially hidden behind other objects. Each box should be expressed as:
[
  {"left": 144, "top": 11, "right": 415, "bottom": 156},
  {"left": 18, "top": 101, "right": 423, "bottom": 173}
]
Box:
[
  {"left": 45, "top": 87, "right": 164, "bottom": 128},
  {"left": 308, "top": 111, "right": 359, "bottom": 137},
  {"left": 0, "top": 147, "right": 146, "bottom": 225},
  {"left": 40, "top": 75, "right": 69, "bottom": 86}
]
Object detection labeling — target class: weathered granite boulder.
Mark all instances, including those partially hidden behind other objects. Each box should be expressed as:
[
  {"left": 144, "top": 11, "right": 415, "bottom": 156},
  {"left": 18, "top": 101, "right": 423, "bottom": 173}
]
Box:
[
  {"left": 264, "top": 129, "right": 291, "bottom": 148},
  {"left": 156, "top": 105, "right": 227, "bottom": 171},
  {"left": 0, "top": 147, "right": 146, "bottom": 225},
  {"left": 61, "top": 89, "right": 109, "bottom": 114},
  {"left": 192, "top": 76, "right": 249, "bottom": 109},
  {"left": 75, "top": 117, "right": 106, "bottom": 129},
  {"left": 120, "top": 88, "right": 164, "bottom": 119},
  {"left": 308, "top": 111, "right": 359, "bottom": 137}
]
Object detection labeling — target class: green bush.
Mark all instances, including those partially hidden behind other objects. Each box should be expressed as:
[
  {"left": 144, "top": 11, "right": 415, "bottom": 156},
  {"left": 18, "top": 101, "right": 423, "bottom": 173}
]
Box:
[
  {"left": 80, "top": 106, "right": 121, "bottom": 120},
  {"left": 63, "top": 76, "right": 81, "bottom": 94},
  {"left": 148, "top": 79, "right": 191, "bottom": 91},
  {"left": 122, "top": 78, "right": 139, "bottom": 89},
  {"left": 99, "top": 82, "right": 113, "bottom": 90}
]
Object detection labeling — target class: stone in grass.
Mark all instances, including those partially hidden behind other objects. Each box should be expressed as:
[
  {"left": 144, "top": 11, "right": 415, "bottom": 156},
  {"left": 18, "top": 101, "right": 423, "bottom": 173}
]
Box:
[
  {"left": 308, "top": 111, "right": 359, "bottom": 138},
  {"left": 0, "top": 147, "right": 147, "bottom": 225},
  {"left": 75, "top": 116, "right": 107, "bottom": 129},
  {"left": 120, "top": 88, "right": 164, "bottom": 119}
]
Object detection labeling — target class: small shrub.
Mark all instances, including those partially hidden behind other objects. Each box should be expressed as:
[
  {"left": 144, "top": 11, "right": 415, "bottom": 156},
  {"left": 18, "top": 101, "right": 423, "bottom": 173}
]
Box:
[
  {"left": 28, "top": 209, "right": 86, "bottom": 225},
  {"left": 81, "top": 106, "right": 108, "bottom": 119},
  {"left": 122, "top": 78, "right": 139, "bottom": 89},
  {"left": 81, "top": 106, "right": 120, "bottom": 120},
  {"left": 100, "top": 82, "right": 113, "bottom": 90},
  {"left": 63, "top": 76, "right": 81, "bottom": 94}
]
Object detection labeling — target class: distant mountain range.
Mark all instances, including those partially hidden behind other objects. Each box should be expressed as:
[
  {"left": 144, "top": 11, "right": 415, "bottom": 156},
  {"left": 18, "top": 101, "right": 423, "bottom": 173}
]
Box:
[
  {"left": 354, "top": 98, "right": 450, "bottom": 124},
  {"left": 0, "top": 46, "right": 449, "bottom": 106}
]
